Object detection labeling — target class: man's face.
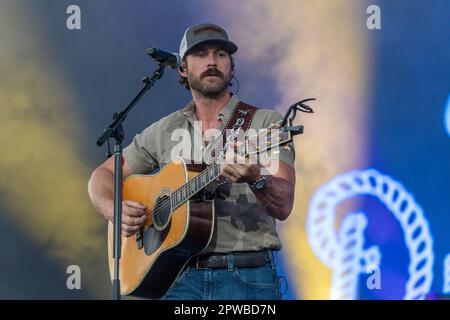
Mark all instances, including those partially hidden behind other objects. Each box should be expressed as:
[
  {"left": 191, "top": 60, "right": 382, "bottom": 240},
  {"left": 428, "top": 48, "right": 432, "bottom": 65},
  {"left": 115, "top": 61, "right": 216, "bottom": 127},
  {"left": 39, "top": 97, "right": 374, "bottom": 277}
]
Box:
[{"left": 182, "top": 42, "right": 232, "bottom": 98}]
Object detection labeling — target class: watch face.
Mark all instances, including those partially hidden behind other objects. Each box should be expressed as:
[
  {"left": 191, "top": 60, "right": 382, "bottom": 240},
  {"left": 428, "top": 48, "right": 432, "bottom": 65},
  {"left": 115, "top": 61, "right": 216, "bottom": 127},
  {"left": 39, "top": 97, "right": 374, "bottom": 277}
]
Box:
[
  {"left": 255, "top": 181, "right": 264, "bottom": 189},
  {"left": 254, "top": 177, "right": 267, "bottom": 189}
]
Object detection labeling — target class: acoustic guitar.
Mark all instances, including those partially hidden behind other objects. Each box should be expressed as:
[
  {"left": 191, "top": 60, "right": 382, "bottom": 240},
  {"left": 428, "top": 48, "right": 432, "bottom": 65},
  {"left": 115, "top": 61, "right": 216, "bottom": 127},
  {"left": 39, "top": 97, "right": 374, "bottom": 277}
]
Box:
[{"left": 107, "top": 118, "right": 301, "bottom": 299}]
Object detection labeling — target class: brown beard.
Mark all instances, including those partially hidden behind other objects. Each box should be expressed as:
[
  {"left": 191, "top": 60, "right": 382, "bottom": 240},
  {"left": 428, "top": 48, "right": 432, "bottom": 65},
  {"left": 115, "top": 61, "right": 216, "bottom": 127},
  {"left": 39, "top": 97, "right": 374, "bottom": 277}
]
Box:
[{"left": 187, "top": 68, "right": 231, "bottom": 98}]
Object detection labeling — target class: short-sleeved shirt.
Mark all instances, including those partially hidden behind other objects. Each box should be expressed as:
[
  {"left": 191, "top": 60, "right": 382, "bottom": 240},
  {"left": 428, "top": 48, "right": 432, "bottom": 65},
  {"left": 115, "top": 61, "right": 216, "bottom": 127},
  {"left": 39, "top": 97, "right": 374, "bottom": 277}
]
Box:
[{"left": 123, "top": 94, "right": 295, "bottom": 253}]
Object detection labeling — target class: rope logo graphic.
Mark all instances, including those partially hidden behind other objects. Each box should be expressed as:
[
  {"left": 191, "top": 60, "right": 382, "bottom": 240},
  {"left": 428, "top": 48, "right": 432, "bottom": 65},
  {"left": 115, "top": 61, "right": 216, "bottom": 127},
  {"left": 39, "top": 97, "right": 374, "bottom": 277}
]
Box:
[
  {"left": 331, "top": 212, "right": 381, "bottom": 299},
  {"left": 307, "top": 169, "right": 434, "bottom": 300}
]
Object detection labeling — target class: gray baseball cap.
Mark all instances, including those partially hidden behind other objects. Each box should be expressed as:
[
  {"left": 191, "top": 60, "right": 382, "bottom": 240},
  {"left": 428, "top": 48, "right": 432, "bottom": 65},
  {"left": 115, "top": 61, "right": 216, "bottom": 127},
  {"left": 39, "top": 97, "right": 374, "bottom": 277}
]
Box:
[{"left": 179, "top": 23, "right": 238, "bottom": 59}]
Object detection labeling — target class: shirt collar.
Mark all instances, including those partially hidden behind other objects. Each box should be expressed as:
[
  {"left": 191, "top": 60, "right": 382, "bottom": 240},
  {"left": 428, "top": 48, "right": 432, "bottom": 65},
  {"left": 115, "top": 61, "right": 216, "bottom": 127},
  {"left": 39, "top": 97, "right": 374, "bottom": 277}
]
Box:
[{"left": 182, "top": 94, "right": 239, "bottom": 124}]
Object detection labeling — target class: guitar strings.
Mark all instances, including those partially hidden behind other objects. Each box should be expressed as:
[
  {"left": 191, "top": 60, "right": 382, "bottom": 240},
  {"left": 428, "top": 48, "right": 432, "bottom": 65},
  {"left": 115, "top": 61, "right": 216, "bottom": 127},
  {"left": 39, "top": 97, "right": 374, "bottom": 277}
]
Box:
[
  {"left": 152, "top": 126, "right": 279, "bottom": 216},
  {"left": 152, "top": 138, "right": 249, "bottom": 215},
  {"left": 152, "top": 127, "right": 278, "bottom": 217},
  {"left": 151, "top": 127, "right": 277, "bottom": 216}
]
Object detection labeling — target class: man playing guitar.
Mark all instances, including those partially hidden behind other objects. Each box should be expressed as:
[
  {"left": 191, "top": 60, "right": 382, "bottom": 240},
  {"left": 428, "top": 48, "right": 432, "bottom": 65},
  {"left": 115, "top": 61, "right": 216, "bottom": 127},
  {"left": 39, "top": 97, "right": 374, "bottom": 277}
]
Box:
[{"left": 88, "top": 23, "right": 295, "bottom": 300}]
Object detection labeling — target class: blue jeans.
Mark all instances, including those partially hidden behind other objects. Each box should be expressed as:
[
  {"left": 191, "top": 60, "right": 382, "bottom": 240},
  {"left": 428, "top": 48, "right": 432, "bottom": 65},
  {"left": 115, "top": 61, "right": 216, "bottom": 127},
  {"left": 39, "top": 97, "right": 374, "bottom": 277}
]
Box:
[{"left": 162, "top": 250, "right": 282, "bottom": 300}]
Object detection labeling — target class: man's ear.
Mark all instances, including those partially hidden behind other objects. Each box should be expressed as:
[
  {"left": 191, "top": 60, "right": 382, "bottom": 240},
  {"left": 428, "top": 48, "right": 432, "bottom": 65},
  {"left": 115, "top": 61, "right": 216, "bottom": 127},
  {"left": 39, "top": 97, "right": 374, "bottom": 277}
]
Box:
[{"left": 178, "top": 64, "right": 187, "bottom": 77}]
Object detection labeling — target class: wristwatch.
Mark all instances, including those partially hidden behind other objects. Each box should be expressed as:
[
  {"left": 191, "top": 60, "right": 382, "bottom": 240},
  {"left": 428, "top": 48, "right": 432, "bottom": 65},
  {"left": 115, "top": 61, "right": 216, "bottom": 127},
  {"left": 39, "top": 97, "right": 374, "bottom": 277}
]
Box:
[{"left": 249, "top": 175, "right": 268, "bottom": 190}]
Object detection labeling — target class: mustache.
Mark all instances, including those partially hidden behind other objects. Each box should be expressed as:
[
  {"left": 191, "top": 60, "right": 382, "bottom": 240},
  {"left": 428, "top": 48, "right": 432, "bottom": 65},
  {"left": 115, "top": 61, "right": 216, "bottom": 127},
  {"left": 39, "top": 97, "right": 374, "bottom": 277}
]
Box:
[{"left": 201, "top": 68, "right": 224, "bottom": 79}]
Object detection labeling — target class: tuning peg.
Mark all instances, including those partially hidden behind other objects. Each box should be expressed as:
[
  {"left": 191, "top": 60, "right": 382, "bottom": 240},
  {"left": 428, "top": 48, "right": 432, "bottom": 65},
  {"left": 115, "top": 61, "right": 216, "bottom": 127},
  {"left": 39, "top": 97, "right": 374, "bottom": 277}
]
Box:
[{"left": 283, "top": 125, "right": 304, "bottom": 135}]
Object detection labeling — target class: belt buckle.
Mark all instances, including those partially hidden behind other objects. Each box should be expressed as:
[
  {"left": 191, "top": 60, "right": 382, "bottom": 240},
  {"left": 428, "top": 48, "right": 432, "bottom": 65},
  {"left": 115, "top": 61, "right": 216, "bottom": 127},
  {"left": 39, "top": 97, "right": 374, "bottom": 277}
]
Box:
[
  {"left": 195, "top": 256, "right": 209, "bottom": 270},
  {"left": 195, "top": 254, "right": 227, "bottom": 269}
]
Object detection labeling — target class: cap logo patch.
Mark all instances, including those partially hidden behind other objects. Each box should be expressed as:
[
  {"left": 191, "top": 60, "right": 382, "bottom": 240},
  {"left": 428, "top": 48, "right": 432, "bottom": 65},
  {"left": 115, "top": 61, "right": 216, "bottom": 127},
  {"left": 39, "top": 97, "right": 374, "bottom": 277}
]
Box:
[{"left": 194, "top": 26, "right": 223, "bottom": 36}]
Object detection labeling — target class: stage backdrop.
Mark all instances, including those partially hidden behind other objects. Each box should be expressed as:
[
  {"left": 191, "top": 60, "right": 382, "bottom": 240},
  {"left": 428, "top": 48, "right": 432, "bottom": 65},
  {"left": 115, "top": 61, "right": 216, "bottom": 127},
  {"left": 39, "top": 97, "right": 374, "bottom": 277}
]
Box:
[{"left": 0, "top": 0, "right": 449, "bottom": 299}]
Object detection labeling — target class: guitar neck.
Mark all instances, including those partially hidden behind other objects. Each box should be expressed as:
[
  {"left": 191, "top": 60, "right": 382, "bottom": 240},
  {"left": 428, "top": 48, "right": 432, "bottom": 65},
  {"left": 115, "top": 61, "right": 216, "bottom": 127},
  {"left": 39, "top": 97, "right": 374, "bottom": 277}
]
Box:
[
  {"left": 169, "top": 120, "right": 291, "bottom": 210},
  {"left": 170, "top": 163, "right": 221, "bottom": 210}
]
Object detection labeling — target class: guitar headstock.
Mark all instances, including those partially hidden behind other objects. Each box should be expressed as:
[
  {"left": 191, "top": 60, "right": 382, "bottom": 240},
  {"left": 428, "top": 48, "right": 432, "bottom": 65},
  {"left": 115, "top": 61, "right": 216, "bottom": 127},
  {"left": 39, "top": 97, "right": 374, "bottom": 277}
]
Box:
[
  {"left": 244, "top": 118, "right": 303, "bottom": 156},
  {"left": 223, "top": 98, "right": 314, "bottom": 161}
]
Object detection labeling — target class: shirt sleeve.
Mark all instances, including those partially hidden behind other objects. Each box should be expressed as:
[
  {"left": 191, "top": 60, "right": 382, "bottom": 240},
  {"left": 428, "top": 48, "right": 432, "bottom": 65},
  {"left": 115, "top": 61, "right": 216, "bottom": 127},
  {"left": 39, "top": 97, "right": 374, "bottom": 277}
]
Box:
[
  {"left": 260, "top": 110, "right": 296, "bottom": 169},
  {"left": 122, "top": 121, "right": 160, "bottom": 174}
]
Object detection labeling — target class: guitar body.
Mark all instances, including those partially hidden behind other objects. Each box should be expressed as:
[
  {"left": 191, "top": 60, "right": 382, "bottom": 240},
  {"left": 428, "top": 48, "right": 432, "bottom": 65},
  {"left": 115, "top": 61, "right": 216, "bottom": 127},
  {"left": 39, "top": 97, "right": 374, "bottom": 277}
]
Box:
[{"left": 107, "top": 158, "right": 214, "bottom": 299}]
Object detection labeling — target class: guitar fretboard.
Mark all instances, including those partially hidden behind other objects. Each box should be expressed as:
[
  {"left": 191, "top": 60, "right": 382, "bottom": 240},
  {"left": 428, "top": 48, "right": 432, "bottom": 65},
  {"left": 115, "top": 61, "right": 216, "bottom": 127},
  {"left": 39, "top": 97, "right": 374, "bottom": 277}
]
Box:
[
  {"left": 168, "top": 121, "right": 287, "bottom": 211},
  {"left": 170, "top": 163, "right": 221, "bottom": 209}
]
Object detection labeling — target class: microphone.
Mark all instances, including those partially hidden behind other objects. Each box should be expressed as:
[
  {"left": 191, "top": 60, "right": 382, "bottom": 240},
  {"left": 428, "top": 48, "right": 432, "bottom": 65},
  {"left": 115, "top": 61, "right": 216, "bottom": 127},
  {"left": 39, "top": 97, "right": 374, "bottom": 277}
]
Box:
[{"left": 146, "top": 47, "right": 181, "bottom": 69}]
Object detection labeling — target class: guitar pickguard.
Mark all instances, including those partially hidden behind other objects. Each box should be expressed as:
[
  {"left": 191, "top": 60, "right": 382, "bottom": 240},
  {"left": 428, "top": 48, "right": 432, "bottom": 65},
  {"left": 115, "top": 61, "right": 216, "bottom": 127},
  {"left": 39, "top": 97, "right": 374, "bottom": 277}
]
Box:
[{"left": 143, "top": 223, "right": 171, "bottom": 256}]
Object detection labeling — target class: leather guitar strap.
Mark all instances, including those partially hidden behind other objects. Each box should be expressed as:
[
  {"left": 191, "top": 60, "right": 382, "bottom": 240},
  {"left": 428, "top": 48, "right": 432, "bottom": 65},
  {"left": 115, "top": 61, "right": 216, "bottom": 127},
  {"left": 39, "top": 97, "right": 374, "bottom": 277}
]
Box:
[
  {"left": 206, "top": 101, "right": 258, "bottom": 164},
  {"left": 188, "top": 101, "right": 258, "bottom": 200},
  {"left": 187, "top": 101, "right": 258, "bottom": 199}
]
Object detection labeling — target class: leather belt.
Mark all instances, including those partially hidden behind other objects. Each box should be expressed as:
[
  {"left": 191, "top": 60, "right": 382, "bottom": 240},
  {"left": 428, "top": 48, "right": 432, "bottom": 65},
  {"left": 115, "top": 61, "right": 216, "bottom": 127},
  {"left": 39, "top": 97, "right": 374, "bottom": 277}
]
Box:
[{"left": 189, "top": 251, "right": 270, "bottom": 269}]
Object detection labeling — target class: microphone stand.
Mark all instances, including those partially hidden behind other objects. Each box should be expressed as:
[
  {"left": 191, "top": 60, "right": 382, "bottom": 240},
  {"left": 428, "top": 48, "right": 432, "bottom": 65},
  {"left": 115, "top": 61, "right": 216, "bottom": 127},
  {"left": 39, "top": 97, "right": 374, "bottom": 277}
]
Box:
[{"left": 96, "top": 63, "right": 166, "bottom": 300}]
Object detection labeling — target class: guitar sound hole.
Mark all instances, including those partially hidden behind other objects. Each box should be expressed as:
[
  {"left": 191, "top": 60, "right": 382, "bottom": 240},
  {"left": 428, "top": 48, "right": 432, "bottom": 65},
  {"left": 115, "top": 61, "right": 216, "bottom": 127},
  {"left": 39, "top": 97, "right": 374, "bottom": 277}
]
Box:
[{"left": 153, "top": 195, "right": 172, "bottom": 231}]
